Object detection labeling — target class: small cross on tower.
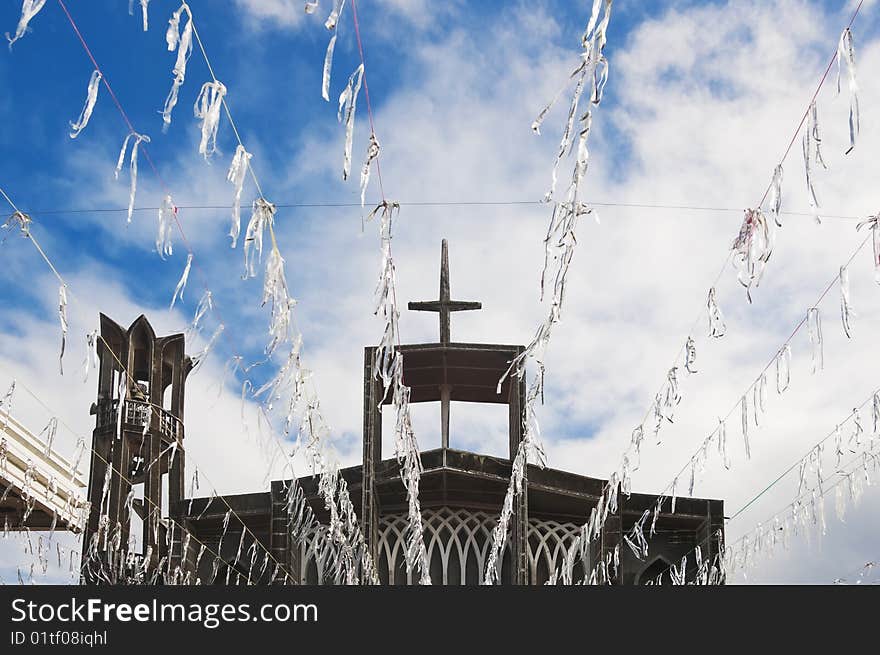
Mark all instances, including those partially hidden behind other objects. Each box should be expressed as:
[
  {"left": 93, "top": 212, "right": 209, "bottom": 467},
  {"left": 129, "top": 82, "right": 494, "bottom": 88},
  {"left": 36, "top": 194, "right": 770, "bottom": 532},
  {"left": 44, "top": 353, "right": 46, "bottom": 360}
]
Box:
[
  {"left": 408, "top": 239, "right": 481, "bottom": 345},
  {"left": 409, "top": 239, "right": 481, "bottom": 449}
]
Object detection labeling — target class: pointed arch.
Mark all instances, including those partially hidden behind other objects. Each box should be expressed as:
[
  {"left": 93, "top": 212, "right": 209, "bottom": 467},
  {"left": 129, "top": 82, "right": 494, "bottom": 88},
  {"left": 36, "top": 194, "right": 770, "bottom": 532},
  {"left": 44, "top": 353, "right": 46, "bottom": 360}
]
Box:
[{"left": 635, "top": 554, "right": 673, "bottom": 585}]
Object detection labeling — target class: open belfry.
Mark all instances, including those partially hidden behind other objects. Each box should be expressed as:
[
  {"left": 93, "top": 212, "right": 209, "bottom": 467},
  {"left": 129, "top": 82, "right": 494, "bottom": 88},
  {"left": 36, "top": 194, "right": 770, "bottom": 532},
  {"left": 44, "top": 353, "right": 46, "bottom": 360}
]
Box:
[
  {"left": 81, "top": 241, "right": 723, "bottom": 585},
  {"left": 81, "top": 315, "right": 192, "bottom": 583}
]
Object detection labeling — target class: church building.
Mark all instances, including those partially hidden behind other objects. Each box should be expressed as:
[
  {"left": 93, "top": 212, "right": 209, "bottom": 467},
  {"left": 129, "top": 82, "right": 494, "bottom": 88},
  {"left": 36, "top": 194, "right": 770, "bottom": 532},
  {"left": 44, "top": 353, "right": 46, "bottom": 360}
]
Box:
[{"left": 81, "top": 241, "right": 723, "bottom": 585}]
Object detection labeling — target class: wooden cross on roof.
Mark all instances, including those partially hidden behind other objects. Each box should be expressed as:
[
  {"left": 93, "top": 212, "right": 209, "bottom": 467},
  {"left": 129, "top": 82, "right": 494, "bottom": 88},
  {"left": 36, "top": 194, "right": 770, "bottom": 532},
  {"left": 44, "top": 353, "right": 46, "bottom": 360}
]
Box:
[
  {"left": 408, "top": 239, "right": 482, "bottom": 449},
  {"left": 408, "top": 239, "right": 481, "bottom": 344}
]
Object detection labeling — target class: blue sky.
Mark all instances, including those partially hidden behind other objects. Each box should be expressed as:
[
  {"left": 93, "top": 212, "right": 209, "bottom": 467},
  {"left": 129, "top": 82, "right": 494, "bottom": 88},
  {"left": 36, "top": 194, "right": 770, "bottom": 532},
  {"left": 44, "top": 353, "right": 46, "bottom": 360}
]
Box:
[
  {"left": 0, "top": 1, "right": 599, "bottom": 362},
  {"left": 3, "top": 0, "right": 880, "bottom": 584},
  {"left": 0, "top": 0, "right": 854, "bottom": 366}
]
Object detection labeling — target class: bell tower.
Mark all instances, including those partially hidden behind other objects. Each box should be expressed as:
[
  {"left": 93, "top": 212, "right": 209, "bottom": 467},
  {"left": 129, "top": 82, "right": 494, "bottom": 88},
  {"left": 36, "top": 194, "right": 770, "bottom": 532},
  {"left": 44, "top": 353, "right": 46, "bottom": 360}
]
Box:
[{"left": 82, "top": 314, "right": 192, "bottom": 583}]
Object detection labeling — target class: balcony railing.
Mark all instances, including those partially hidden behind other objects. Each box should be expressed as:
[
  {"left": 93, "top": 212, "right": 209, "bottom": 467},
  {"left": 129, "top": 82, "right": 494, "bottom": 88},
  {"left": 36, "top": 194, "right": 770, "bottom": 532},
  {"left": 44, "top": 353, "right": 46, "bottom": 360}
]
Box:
[{"left": 95, "top": 399, "right": 182, "bottom": 441}]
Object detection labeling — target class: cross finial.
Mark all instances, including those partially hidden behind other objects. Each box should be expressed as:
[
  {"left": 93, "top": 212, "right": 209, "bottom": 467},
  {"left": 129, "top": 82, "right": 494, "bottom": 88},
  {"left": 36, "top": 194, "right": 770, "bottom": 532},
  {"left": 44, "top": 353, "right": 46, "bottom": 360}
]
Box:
[{"left": 408, "top": 239, "right": 481, "bottom": 344}]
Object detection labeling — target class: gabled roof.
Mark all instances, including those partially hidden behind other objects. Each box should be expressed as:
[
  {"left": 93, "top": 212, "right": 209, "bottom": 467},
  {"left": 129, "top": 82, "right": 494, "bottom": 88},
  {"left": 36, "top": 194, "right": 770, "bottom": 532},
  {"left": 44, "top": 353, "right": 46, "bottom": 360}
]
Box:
[{"left": 0, "top": 409, "right": 87, "bottom": 532}]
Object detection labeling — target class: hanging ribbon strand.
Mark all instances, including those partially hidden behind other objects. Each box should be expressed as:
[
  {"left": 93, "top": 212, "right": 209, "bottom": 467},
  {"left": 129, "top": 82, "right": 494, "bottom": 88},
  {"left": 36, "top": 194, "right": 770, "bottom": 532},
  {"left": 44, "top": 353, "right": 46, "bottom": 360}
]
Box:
[
  {"left": 187, "top": 290, "right": 213, "bottom": 340},
  {"left": 162, "top": 2, "right": 193, "bottom": 129},
  {"left": 130, "top": 0, "right": 151, "bottom": 31},
  {"left": 82, "top": 329, "right": 98, "bottom": 383},
  {"left": 542, "top": 0, "right": 610, "bottom": 202},
  {"left": 169, "top": 253, "right": 193, "bottom": 310},
  {"left": 156, "top": 195, "right": 176, "bottom": 259},
  {"left": 243, "top": 198, "right": 275, "bottom": 279},
  {"left": 502, "top": 2, "right": 612, "bottom": 387},
  {"left": 69, "top": 70, "right": 102, "bottom": 139},
  {"left": 836, "top": 27, "right": 860, "bottom": 155},
  {"left": 226, "top": 145, "right": 252, "bottom": 248},
  {"left": 321, "top": 0, "right": 346, "bottom": 100},
  {"left": 839, "top": 265, "right": 854, "bottom": 338},
  {"left": 685, "top": 336, "right": 697, "bottom": 374},
  {"left": 807, "top": 307, "right": 823, "bottom": 374},
  {"left": 194, "top": 80, "right": 226, "bottom": 158},
  {"left": 338, "top": 63, "right": 364, "bottom": 181},
  {"left": 359, "top": 133, "right": 380, "bottom": 213},
  {"left": 261, "top": 246, "right": 294, "bottom": 357},
  {"left": 324, "top": 0, "right": 345, "bottom": 29},
  {"left": 707, "top": 287, "right": 726, "bottom": 338},
  {"left": 731, "top": 208, "right": 774, "bottom": 302},
  {"left": 58, "top": 284, "right": 68, "bottom": 375},
  {"left": 322, "top": 33, "right": 337, "bottom": 102},
  {"left": 2, "top": 209, "right": 31, "bottom": 237},
  {"left": 114, "top": 131, "right": 151, "bottom": 224},
  {"left": 776, "top": 344, "right": 792, "bottom": 394},
  {"left": 531, "top": 65, "right": 581, "bottom": 137},
  {"left": 662, "top": 367, "right": 681, "bottom": 423},
  {"left": 768, "top": 164, "right": 783, "bottom": 227},
  {"left": 802, "top": 101, "right": 827, "bottom": 223},
  {"left": 717, "top": 417, "right": 730, "bottom": 470},
  {"left": 6, "top": 0, "right": 46, "bottom": 48},
  {"left": 140, "top": 0, "right": 150, "bottom": 31}
]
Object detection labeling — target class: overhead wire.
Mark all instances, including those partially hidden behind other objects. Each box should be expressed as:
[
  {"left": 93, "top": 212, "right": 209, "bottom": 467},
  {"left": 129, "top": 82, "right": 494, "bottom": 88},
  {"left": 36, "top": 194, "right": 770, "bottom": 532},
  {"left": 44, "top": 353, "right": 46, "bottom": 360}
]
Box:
[{"left": 12, "top": 199, "right": 868, "bottom": 220}]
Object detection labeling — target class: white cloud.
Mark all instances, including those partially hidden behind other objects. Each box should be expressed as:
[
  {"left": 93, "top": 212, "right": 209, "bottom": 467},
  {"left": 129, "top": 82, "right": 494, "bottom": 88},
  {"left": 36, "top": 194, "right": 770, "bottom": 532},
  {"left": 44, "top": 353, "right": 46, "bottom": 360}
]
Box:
[
  {"left": 232, "top": 0, "right": 455, "bottom": 33},
  {"left": 232, "top": 0, "right": 308, "bottom": 29}
]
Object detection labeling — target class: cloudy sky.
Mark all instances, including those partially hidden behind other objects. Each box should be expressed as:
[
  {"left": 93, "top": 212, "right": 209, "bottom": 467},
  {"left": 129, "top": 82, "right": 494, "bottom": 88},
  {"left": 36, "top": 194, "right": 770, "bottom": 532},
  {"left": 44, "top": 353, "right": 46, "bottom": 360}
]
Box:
[{"left": 1, "top": 0, "right": 880, "bottom": 584}]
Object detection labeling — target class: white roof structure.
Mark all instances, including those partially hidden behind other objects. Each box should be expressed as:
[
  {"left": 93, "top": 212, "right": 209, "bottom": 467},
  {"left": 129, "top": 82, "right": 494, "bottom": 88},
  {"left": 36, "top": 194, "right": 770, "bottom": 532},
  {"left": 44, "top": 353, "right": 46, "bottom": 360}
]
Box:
[{"left": 0, "top": 409, "right": 87, "bottom": 533}]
